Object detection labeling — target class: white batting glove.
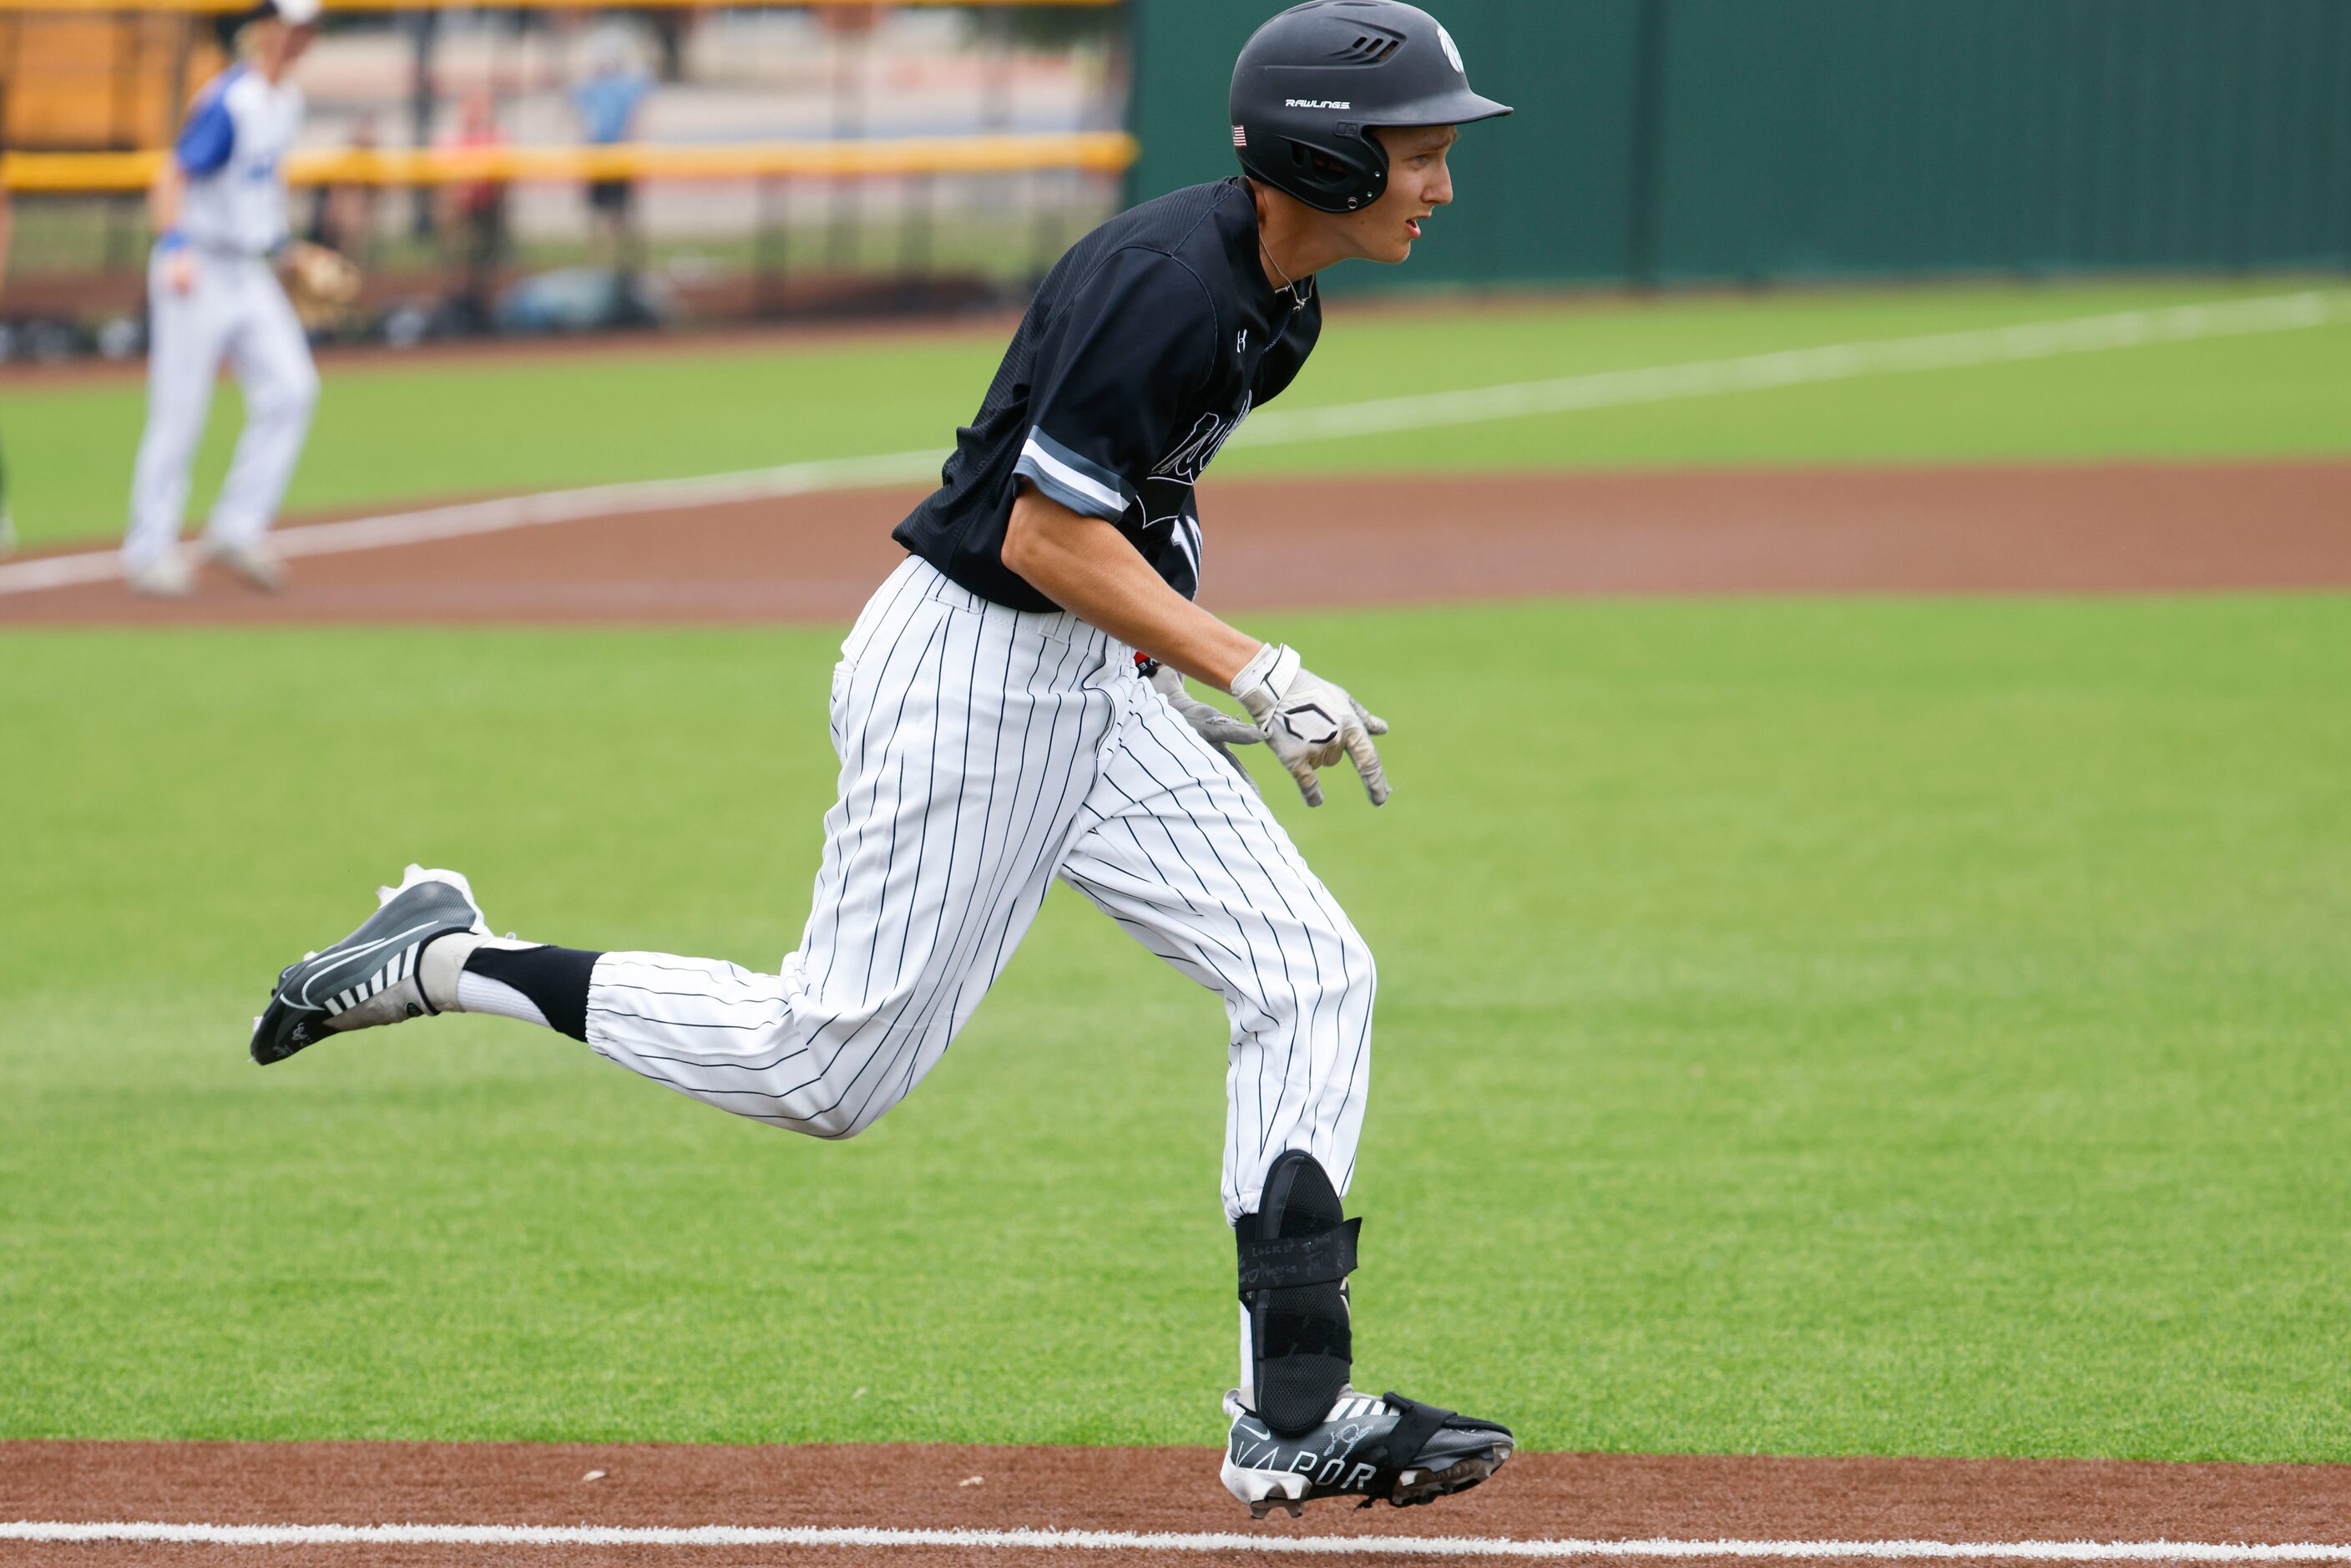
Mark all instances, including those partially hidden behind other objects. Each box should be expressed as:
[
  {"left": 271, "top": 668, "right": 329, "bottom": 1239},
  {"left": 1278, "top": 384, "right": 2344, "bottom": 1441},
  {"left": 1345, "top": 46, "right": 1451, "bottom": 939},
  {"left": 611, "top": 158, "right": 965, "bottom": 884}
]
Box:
[
  {"left": 1229, "top": 643, "right": 1391, "bottom": 808},
  {"left": 1149, "top": 661, "right": 1262, "bottom": 792}
]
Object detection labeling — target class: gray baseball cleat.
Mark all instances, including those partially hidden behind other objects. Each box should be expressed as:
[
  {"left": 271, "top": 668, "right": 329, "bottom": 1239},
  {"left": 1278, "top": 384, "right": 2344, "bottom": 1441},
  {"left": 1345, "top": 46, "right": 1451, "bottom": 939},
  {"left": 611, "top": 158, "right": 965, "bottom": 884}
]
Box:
[
  {"left": 203, "top": 539, "right": 287, "bottom": 593},
  {"left": 250, "top": 865, "right": 488, "bottom": 1065},
  {"left": 125, "top": 553, "right": 195, "bottom": 598},
  {"left": 1221, "top": 1388, "right": 1513, "bottom": 1518}
]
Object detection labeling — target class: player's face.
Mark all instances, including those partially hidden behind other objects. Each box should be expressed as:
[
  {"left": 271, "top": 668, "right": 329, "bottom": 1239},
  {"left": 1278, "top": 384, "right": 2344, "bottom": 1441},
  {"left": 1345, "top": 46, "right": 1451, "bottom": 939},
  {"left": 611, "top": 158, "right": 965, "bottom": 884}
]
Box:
[{"left": 1351, "top": 125, "right": 1459, "bottom": 264}]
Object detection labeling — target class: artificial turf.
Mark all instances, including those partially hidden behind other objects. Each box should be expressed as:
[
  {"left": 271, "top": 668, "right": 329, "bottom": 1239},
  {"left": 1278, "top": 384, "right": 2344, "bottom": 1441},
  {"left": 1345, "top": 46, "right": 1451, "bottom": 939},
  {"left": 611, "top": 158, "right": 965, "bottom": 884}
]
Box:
[
  {"left": 3, "top": 278, "right": 2348, "bottom": 549},
  {"left": 4, "top": 595, "right": 2346, "bottom": 1459}
]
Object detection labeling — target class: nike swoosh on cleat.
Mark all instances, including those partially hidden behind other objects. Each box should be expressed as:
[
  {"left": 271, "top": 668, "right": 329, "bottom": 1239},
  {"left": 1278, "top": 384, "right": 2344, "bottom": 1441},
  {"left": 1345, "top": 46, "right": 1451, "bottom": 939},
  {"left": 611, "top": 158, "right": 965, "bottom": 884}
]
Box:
[{"left": 287, "top": 919, "right": 449, "bottom": 1008}]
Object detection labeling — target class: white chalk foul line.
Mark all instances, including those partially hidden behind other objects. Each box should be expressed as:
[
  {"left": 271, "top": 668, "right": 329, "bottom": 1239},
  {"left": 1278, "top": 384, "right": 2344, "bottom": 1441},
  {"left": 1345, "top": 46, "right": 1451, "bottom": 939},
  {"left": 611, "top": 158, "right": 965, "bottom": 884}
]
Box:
[
  {"left": 1231, "top": 289, "right": 2350, "bottom": 447},
  {"left": 4, "top": 289, "right": 2343, "bottom": 599},
  {"left": 0, "top": 448, "right": 950, "bottom": 597},
  {"left": 3, "top": 1522, "right": 2349, "bottom": 1560}
]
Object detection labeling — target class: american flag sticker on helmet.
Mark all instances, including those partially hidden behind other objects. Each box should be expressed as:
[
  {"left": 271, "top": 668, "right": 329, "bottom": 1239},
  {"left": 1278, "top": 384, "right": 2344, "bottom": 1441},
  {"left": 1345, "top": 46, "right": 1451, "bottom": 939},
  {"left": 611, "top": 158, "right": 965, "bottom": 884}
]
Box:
[{"left": 1233, "top": 125, "right": 1248, "bottom": 147}]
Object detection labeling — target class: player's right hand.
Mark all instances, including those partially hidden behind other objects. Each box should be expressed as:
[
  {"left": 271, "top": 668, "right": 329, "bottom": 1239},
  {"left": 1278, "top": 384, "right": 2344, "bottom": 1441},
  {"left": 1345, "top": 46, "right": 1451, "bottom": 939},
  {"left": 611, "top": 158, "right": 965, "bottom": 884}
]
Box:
[
  {"left": 1230, "top": 643, "right": 1391, "bottom": 808},
  {"left": 164, "top": 250, "right": 198, "bottom": 296},
  {"left": 1150, "top": 661, "right": 1264, "bottom": 792}
]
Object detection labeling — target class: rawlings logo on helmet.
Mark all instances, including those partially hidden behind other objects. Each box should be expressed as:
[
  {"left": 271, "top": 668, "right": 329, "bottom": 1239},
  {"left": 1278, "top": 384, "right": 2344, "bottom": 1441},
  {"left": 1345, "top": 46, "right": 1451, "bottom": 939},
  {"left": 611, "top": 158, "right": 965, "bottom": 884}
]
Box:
[
  {"left": 1437, "top": 23, "right": 1464, "bottom": 74},
  {"left": 1286, "top": 99, "right": 1352, "bottom": 110}
]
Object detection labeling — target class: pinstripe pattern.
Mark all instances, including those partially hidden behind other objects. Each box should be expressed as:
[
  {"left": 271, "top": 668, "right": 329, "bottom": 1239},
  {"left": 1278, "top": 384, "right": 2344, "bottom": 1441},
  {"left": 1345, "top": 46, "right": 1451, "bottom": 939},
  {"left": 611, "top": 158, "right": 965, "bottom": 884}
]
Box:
[
  {"left": 1059, "top": 689, "right": 1373, "bottom": 1219},
  {"left": 584, "top": 554, "right": 1372, "bottom": 1220}
]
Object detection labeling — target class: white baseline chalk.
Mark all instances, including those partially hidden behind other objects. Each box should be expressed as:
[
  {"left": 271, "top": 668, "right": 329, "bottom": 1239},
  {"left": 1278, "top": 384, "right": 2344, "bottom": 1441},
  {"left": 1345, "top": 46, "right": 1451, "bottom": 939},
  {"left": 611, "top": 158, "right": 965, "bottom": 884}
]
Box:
[
  {"left": 4, "top": 290, "right": 2342, "bottom": 598},
  {"left": 3, "top": 1520, "right": 2350, "bottom": 1560}
]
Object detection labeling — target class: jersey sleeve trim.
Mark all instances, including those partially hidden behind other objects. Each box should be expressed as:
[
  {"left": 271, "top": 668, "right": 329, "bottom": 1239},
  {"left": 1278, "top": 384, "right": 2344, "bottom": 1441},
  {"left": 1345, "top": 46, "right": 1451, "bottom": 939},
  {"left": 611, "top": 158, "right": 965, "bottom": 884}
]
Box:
[
  {"left": 174, "top": 78, "right": 238, "bottom": 176},
  {"left": 1014, "top": 427, "right": 1130, "bottom": 522}
]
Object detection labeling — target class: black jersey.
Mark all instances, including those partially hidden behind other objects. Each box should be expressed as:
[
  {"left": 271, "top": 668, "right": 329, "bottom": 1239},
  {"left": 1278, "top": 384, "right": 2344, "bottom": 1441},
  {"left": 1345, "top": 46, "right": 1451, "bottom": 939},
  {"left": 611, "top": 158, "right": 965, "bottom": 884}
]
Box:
[{"left": 893, "top": 179, "right": 1322, "bottom": 611}]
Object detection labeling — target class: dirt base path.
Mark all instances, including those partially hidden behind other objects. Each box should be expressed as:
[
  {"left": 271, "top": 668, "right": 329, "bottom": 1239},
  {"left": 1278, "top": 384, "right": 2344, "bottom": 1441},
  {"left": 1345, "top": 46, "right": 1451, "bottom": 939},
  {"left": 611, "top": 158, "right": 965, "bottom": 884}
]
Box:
[
  {"left": 6, "top": 1439, "right": 2350, "bottom": 1566},
  {"left": 7, "top": 459, "right": 2348, "bottom": 628}
]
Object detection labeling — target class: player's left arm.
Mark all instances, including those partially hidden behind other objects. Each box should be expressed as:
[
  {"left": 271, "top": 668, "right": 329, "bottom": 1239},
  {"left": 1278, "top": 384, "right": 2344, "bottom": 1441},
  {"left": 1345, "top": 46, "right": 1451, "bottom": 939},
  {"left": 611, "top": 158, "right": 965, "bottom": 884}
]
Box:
[
  {"left": 1004, "top": 488, "right": 1389, "bottom": 807},
  {"left": 1005, "top": 485, "right": 1257, "bottom": 687}
]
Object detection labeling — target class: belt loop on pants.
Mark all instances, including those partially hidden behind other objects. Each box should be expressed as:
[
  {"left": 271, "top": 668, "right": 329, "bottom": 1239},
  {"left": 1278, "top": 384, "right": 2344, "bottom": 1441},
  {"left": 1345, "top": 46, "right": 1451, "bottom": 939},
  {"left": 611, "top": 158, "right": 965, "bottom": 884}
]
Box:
[{"left": 922, "top": 564, "right": 1092, "bottom": 649}]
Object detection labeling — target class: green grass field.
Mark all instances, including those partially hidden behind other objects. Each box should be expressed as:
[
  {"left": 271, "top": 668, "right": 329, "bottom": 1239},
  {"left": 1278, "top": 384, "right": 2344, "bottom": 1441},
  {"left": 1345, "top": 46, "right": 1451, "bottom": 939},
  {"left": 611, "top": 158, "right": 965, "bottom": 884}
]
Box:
[
  {"left": 4, "top": 599, "right": 2348, "bottom": 1459},
  {"left": 4, "top": 282, "right": 2349, "bottom": 1464},
  {"left": 4, "top": 278, "right": 2349, "bottom": 549}
]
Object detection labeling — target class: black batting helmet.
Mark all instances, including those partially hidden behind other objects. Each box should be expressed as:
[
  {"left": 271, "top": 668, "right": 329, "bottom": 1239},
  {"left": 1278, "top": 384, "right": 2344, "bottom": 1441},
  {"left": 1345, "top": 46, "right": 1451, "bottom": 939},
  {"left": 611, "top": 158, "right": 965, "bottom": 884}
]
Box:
[{"left": 1230, "top": 1, "right": 1512, "bottom": 215}]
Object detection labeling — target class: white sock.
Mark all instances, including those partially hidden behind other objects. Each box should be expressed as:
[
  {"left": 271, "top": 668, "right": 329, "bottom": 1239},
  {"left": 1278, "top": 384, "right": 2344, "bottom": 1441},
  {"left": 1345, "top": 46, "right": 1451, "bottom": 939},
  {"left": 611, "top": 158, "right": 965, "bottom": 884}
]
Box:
[
  {"left": 1237, "top": 1302, "right": 1255, "bottom": 1408},
  {"left": 421, "top": 931, "right": 542, "bottom": 1014},
  {"left": 453, "top": 969, "right": 552, "bottom": 1029}
]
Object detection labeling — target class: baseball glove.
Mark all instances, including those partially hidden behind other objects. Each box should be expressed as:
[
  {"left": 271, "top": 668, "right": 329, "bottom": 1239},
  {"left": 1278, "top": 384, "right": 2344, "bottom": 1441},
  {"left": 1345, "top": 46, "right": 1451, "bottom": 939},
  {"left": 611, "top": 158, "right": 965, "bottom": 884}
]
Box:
[{"left": 284, "top": 241, "right": 363, "bottom": 330}]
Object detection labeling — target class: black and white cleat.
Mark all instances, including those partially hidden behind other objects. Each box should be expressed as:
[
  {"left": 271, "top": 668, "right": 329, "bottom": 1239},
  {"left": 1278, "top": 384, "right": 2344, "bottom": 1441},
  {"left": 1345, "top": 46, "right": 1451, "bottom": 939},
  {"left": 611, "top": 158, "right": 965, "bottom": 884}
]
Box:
[
  {"left": 1221, "top": 1388, "right": 1513, "bottom": 1518},
  {"left": 250, "top": 865, "right": 489, "bottom": 1065}
]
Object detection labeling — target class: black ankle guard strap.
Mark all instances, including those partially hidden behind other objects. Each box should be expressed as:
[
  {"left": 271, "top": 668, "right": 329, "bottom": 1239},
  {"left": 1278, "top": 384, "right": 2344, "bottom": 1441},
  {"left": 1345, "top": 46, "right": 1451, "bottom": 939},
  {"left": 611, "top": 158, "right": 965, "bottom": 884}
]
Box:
[
  {"left": 1236, "top": 1217, "right": 1359, "bottom": 1293},
  {"left": 1357, "top": 1393, "right": 1456, "bottom": 1507}
]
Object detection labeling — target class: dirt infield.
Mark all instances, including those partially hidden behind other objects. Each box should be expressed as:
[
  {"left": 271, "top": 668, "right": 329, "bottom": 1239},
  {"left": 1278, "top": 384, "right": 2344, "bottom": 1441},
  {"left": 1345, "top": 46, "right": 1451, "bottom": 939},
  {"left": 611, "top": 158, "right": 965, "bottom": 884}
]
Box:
[
  {"left": 6, "top": 1439, "right": 2349, "bottom": 1566},
  {"left": 6, "top": 458, "right": 2348, "bottom": 628}
]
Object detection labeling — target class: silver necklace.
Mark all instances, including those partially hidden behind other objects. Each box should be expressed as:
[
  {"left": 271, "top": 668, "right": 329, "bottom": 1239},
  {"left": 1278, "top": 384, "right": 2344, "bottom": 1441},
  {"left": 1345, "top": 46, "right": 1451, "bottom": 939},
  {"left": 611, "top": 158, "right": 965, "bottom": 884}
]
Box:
[{"left": 1258, "top": 240, "right": 1313, "bottom": 312}]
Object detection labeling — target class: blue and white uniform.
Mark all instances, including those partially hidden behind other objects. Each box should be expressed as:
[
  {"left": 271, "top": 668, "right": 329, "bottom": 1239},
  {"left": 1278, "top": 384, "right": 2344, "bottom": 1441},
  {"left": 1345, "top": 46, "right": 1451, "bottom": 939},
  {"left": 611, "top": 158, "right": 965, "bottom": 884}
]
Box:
[{"left": 124, "top": 63, "right": 320, "bottom": 573}]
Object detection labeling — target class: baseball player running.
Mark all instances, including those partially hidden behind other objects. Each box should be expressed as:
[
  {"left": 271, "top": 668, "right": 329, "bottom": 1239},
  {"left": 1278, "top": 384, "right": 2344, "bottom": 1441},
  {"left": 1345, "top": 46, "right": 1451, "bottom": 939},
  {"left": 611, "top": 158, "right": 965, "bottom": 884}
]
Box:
[
  {"left": 123, "top": 0, "right": 342, "bottom": 596},
  {"left": 251, "top": 1, "right": 1513, "bottom": 1517}
]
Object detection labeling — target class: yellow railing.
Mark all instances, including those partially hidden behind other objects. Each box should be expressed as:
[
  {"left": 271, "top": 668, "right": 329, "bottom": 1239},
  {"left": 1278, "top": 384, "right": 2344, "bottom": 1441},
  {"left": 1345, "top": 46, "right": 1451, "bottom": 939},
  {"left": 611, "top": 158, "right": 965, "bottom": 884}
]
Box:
[
  {"left": 0, "top": 0, "right": 1116, "bottom": 10},
  {"left": 0, "top": 130, "right": 1139, "bottom": 193}
]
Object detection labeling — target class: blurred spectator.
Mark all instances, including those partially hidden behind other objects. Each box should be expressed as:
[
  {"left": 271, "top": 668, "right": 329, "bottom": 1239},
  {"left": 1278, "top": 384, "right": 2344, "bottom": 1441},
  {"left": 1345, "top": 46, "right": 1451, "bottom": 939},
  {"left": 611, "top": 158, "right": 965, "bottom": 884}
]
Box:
[
  {"left": 307, "top": 110, "right": 380, "bottom": 263},
  {"left": 437, "top": 89, "right": 508, "bottom": 335},
  {"left": 571, "top": 24, "right": 651, "bottom": 322},
  {"left": 647, "top": 8, "right": 690, "bottom": 83}
]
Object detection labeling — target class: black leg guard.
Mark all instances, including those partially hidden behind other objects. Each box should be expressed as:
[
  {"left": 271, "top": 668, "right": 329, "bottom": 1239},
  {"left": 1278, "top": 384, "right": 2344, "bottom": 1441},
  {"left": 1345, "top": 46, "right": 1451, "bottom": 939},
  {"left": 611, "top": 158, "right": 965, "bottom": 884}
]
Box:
[{"left": 1236, "top": 1150, "right": 1361, "bottom": 1439}]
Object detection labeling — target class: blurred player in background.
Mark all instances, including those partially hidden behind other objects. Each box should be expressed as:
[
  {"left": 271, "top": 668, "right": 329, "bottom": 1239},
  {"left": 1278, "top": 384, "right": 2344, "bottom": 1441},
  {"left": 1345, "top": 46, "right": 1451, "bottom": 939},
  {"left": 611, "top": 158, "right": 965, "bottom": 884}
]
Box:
[
  {"left": 122, "top": 0, "right": 345, "bottom": 596},
  {"left": 1, "top": 83, "right": 14, "bottom": 554}
]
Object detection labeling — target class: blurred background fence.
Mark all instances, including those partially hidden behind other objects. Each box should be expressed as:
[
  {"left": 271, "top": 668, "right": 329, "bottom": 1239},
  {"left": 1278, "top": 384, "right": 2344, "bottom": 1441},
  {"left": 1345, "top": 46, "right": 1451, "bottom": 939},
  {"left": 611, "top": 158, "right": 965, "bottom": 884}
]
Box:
[
  {"left": 0, "top": 0, "right": 1135, "bottom": 349},
  {"left": 2, "top": 0, "right": 2348, "bottom": 356},
  {"left": 1138, "top": 0, "right": 2351, "bottom": 291}
]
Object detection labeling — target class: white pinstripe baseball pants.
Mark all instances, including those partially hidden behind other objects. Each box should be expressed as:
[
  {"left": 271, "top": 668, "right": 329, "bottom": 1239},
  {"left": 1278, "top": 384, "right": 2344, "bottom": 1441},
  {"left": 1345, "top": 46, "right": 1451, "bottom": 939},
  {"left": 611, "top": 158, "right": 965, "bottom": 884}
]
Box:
[{"left": 585, "top": 555, "right": 1375, "bottom": 1221}]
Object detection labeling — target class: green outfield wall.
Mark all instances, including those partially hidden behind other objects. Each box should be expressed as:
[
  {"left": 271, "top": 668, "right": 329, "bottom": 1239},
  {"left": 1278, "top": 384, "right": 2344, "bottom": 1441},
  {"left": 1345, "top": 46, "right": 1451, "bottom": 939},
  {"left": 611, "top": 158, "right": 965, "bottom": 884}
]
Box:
[{"left": 1126, "top": 0, "right": 2351, "bottom": 289}]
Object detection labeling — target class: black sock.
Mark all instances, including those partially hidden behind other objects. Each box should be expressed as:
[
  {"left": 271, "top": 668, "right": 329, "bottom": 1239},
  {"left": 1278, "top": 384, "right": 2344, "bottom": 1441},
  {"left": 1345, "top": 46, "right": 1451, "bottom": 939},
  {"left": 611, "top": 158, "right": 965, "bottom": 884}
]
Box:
[{"left": 463, "top": 944, "right": 602, "bottom": 1043}]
